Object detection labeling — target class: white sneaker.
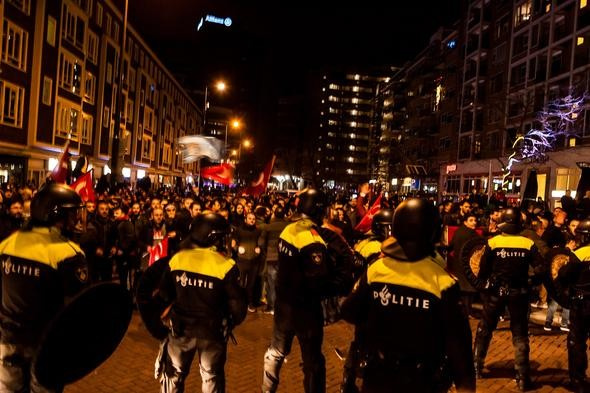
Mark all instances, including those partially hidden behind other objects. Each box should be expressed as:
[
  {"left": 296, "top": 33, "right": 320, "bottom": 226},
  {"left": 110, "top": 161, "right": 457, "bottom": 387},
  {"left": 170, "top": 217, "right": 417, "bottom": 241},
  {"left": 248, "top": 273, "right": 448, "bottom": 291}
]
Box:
[{"left": 560, "top": 326, "right": 570, "bottom": 332}]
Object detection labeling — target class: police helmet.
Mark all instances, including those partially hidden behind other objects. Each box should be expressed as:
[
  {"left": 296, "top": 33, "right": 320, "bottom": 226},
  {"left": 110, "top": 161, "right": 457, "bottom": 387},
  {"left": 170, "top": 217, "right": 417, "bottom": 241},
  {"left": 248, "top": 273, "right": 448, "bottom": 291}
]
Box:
[
  {"left": 371, "top": 209, "right": 394, "bottom": 239},
  {"left": 575, "top": 219, "right": 590, "bottom": 247},
  {"left": 297, "top": 189, "right": 327, "bottom": 224},
  {"left": 392, "top": 199, "right": 441, "bottom": 261},
  {"left": 30, "top": 183, "right": 84, "bottom": 227},
  {"left": 188, "top": 213, "right": 230, "bottom": 248},
  {"left": 498, "top": 207, "right": 523, "bottom": 235}
]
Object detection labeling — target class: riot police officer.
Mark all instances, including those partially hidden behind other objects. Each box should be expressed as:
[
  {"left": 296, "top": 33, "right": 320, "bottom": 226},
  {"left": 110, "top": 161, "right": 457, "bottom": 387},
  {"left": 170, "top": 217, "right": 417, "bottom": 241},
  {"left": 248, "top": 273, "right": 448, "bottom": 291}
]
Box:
[
  {"left": 340, "top": 208, "right": 393, "bottom": 393},
  {"left": 156, "top": 213, "right": 247, "bottom": 393},
  {"left": 262, "top": 188, "right": 353, "bottom": 393},
  {"left": 0, "top": 183, "right": 89, "bottom": 392},
  {"left": 561, "top": 218, "right": 590, "bottom": 392},
  {"left": 473, "top": 207, "right": 545, "bottom": 391},
  {"left": 341, "top": 199, "right": 475, "bottom": 393}
]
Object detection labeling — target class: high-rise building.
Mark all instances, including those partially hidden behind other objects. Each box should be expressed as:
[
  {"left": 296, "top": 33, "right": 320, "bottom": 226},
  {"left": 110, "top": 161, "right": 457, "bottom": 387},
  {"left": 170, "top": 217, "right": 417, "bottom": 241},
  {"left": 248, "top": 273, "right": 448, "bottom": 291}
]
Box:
[{"left": 0, "top": 0, "right": 201, "bottom": 187}]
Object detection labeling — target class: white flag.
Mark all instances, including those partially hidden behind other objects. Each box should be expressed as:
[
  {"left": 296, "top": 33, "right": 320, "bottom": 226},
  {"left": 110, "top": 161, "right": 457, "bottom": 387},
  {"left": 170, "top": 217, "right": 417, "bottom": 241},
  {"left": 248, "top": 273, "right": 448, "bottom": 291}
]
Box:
[{"left": 178, "top": 136, "right": 222, "bottom": 163}]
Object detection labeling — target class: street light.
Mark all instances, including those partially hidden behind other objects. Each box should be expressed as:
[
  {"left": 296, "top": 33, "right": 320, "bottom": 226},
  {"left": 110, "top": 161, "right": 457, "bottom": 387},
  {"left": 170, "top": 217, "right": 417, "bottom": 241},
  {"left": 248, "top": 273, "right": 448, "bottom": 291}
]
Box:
[
  {"left": 203, "top": 79, "right": 227, "bottom": 129},
  {"left": 225, "top": 118, "right": 241, "bottom": 146}
]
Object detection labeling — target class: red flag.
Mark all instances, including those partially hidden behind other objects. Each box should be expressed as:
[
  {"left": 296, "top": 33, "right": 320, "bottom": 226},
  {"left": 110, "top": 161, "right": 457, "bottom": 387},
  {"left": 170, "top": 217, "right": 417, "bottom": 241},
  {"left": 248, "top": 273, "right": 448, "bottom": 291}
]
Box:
[
  {"left": 149, "top": 237, "right": 168, "bottom": 266},
  {"left": 354, "top": 193, "right": 383, "bottom": 233},
  {"left": 244, "top": 155, "right": 276, "bottom": 196},
  {"left": 70, "top": 170, "right": 95, "bottom": 203},
  {"left": 201, "top": 163, "right": 234, "bottom": 185},
  {"left": 51, "top": 139, "right": 71, "bottom": 184}
]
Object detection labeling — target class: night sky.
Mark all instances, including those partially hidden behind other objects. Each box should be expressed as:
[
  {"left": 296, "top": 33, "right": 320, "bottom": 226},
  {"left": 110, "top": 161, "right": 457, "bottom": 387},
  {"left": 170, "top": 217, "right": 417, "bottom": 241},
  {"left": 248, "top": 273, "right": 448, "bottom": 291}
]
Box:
[{"left": 126, "top": 1, "right": 461, "bottom": 158}]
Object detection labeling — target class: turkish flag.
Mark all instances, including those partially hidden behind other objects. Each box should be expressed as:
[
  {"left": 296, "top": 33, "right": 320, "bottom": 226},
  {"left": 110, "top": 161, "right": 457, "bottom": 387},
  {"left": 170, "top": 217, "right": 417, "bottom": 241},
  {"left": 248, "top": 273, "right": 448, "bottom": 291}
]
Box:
[
  {"left": 70, "top": 170, "right": 96, "bottom": 203},
  {"left": 149, "top": 237, "right": 168, "bottom": 266},
  {"left": 51, "top": 139, "right": 71, "bottom": 184},
  {"left": 244, "top": 155, "right": 275, "bottom": 196},
  {"left": 201, "top": 163, "right": 234, "bottom": 185},
  {"left": 354, "top": 193, "right": 383, "bottom": 233}
]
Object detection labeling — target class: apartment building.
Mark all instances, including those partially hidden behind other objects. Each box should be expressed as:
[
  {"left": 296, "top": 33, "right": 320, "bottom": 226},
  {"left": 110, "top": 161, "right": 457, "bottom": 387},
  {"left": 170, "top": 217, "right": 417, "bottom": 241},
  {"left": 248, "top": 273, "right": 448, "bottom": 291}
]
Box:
[{"left": 0, "top": 0, "right": 201, "bottom": 187}]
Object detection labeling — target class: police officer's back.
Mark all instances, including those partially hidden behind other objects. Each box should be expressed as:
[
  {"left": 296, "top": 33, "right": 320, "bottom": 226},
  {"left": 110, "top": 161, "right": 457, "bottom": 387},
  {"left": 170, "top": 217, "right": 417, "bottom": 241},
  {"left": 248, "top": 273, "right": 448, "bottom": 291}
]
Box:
[
  {"left": 0, "top": 183, "right": 88, "bottom": 391},
  {"left": 341, "top": 199, "right": 475, "bottom": 393},
  {"left": 157, "top": 213, "right": 246, "bottom": 393}
]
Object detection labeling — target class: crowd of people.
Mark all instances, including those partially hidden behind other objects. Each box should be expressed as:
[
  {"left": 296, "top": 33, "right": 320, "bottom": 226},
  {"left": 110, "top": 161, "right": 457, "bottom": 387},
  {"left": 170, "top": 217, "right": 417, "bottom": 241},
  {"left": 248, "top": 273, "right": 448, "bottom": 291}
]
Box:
[{"left": 0, "top": 180, "right": 589, "bottom": 392}]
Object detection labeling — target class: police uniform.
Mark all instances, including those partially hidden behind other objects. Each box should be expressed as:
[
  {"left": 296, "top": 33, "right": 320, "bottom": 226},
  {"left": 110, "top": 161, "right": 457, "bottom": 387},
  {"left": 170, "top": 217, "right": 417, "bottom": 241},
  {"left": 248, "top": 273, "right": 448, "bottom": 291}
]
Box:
[
  {"left": 565, "top": 245, "right": 590, "bottom": 392},
  {"left": 158, "top": 246, "right": 246, "bottom": 393},
  {"left": 262, "top": 217, "right": 347, "bottom": 393},
  {"left": 341, "top": 237, "right": 474, "bottom": 393},
  {"left": 474, "top": 232, "right": 545, "bottom": 389},
  {"left": 0, "top": 227, "right": 88, "bottom": 392}
]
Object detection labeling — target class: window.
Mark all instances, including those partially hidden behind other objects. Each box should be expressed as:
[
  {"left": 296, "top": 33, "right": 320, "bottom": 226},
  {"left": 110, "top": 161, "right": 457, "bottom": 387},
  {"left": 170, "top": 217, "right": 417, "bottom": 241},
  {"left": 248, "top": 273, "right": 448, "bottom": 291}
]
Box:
[
  {"left": 144, "top": 107, "right": 154, "bottom": 131},
  {"left": 162, "top": 143, "right": 172, "bottom": 165},
  {"left": 61, "top": 3, "right": 85, "bottom": 50},
  {"left": 85, "top": 0, "right": 93, "bottom": 17},
  {"left": 105, "top": 14, "right": 111, "bottom": 37},
  {"left": 42, "top": 77, "right": 52, "bottom": 106},
  {"left": 129, "top": 68, "right": 136, "bottom": 91},
  {"left": 126, "top": 98, "right": 134, "bottom": 123},
  {"left": 0, "top": 81, "right": 25, "bottom": 128},
  {"left": 106, "top": 63, "right": 112, "bottom": 84},
  {"left": 81, "top": 114, "right": 93, "bottom": 145},
  {"left": 142, "top": 135, "right": 152, "bottom": 159},
  {"left": 96, "top": 3, "right": 103, "bottom": 26},
  {"left": 6, "top": 0, "right": 31, "bottom": 15},
  {"left": 84, "top": 72, "right": 95, "bottom": 103},
  {"left": 55, "top": 99, "right": 80, "bottom": 140},
  {"left": 556, "top": 168, "right": 580, "bottom": 192},
  {"left": 47, "top": 16, "right": 56, "bottom": 46},
  {"left": 103, "top": 107, "right": 109, "bottom": 127},
  {"left": 2, "top": 19, "right": 28, "bottom": 71},
  {"left": 58, "top": 50, "right": 83, "bottom": 96},
  {"left": 113, "top": 21, "right": 119, "bottom": 41},
  {"left": 87, "top": 31, "right": 98, "bottom": 63},
  {"left": 515, "top": 1, "right": 532, "bottom": 26}
]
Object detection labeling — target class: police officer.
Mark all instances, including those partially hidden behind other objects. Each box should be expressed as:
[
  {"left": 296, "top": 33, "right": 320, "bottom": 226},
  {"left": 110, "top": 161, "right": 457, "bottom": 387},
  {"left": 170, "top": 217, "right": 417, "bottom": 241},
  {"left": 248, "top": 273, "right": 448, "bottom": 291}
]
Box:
[
  {"left": 157, "top": 213, "right": 247, "bottom": 393},
  {"left": 560, "top": 218, "right": 590, "bottom": 392},
  {"left": 473, "top": 207, "right": 545, "bottom": 391},
  {"left": 341, "top": 199, "right": 475, "bottom": 393},
  {"left": 340, "top": 209, "right": 393, "bottom": 393},
  {"left": 0, "top": 183, "right": 89, "bottom": 392},
  {"left": 262, "top": 188, "right": 352, "bottom": 393}
]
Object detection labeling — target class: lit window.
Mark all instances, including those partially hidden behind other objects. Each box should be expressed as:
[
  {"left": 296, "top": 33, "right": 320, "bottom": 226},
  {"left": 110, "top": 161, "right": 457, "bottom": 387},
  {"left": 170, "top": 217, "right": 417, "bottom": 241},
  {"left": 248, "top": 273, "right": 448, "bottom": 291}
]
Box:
[
  {"left": 81, "top": 114, "right": 93, "bottom": 145},
  {"left": 351, "top": 109, "right": 357, "bottom": 115},
  {"left": 350, "top": 133, "right": 356, "bottom": 139},
  {"left": 515, "top": 0, "right": 531, "bottom": 26},
  {"left": 0, "top": 81, "right": 25, "bottom": 128},
  {"left": 55, "top": 98, "right": 80, "bottom": 140},
  {"left": 349, "top": 145, "right": 355, "bottom": 151},
  {"left": 322, "top": 88, "right": 325, "bottom": 91},
  {"left": 578, "top": 36, "right": 585, "bottom": 46},
  {"left": 582, "top": 0, "right": 587, "bottom": 9},
  {"left": 350, "top": 122, "right": 357, "bottom": 127},
  {"left": 2, "top": 19, "right": 28, "bottom": 71},
  {"left": 347, "top": 157, "right": 354, "bottom": 162},
  {"left": 351, "top": 98, "right": 359, "bottom": 104},
  {"left": 569, "top": 137, "right": 577, "bottom": 147},
  {"left": 346, "top": 168, "right": 353, "bottom": 174},
  {"left": 354, "top": 75, "right": 360, "bottom": 80},
  {"left": 321, "top": 100, "right": 325, "bottom": 104},
  {"left": 352, "top": 86, "right": 359, "bottom": 92}
]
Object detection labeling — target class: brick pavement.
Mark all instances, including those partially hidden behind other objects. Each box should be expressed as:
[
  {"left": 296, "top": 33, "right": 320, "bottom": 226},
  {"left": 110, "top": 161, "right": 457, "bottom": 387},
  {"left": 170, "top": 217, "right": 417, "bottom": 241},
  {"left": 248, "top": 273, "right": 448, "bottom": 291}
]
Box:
[{"left": 66, "top": 308, "right": 577, "bottom": 392}]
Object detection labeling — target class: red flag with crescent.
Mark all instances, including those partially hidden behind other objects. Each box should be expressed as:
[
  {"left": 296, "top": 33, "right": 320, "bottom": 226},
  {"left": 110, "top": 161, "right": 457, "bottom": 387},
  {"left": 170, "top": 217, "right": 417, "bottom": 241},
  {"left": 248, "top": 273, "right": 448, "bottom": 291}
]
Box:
[
  {"left": 70, "top": 170, "right": 95, "bottom": 202},
  {"left": 201, "top": 163, "right": 234, "bottom": 185},
  {"left": 51, "top": 139, "right": 71, "bottom": 184},
  {"left": 354, "top": 193, "right": 382, "bottom": 233},
  {"left": 244, "top": 155, "right": 276, "bottom": 196}
]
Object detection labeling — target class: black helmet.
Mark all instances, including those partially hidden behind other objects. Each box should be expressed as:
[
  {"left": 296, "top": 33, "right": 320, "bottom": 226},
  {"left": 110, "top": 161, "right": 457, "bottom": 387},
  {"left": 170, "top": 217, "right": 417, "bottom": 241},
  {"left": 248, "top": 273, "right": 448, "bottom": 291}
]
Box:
[
  {"left": 498, "top": 207, "right": 523, "bottom": 235},
  {"left": 392, "top": 199, "right": 441, "bottom": 261},
  {"left": 575, "top": 219, "right": 590, "bottom": 247},
  {"left": 188, "top": 213, "right": 230, "bottom": 248},
  {"left": 30, "top": 183, "right": 83, "bottom": 227},
  {"left": 297, "top": 189, "right": 327, "bottom": 224},
  {"left": 372, "top": 209, "right": 393, "bottom": 239}
]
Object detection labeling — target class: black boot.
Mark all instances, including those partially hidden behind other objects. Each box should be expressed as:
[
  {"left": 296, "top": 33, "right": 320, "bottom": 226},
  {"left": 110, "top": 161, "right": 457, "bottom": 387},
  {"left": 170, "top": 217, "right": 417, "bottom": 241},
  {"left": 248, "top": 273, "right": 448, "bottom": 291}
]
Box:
[{"left": 515, "top": 373, "right": 532, "bottom": 391}]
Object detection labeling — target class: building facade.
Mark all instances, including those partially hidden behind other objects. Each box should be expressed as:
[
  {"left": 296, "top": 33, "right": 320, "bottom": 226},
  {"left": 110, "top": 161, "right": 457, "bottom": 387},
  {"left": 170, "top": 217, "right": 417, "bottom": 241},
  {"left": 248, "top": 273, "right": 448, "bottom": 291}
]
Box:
[{"left": 0, "top": 0, "right": 201, "bottom": 187}]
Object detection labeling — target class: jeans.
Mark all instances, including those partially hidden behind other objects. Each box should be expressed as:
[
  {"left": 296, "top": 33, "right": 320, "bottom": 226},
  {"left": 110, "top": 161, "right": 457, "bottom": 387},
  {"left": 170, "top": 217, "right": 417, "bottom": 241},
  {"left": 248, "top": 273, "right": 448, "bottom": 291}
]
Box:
[
  {"left": 159, "top": 334, "right": 227, "bottom": 393},
  {"left": 546, "top": 299, "right": 570, "bottom": 327},
  {"left": 265, "top": 262, "right": 278, "bottom": 310},
  {"left": 262, "top": 302, "right": 326, "bottom": 393}
]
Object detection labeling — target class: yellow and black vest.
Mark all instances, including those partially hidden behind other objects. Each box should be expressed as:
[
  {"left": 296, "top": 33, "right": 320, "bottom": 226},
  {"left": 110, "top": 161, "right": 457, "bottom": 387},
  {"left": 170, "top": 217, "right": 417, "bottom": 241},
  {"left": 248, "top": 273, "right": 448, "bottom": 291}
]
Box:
[{"left": 482, "top": 233, "right": 538, "bottom": 288}]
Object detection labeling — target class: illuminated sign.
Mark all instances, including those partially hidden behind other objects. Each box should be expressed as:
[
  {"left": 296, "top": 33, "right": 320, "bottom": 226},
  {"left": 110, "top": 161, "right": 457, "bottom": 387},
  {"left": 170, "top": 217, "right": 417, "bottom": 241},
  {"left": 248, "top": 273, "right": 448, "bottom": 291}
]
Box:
[
  {"left": 446, "top": 164, "right": 457, "bottom": 174},
  {"left": 447, "top": 39, "right": 456, "bottom": 49},
  {"left": 197, "top": 14, "right": 233, "bottom": 31}
]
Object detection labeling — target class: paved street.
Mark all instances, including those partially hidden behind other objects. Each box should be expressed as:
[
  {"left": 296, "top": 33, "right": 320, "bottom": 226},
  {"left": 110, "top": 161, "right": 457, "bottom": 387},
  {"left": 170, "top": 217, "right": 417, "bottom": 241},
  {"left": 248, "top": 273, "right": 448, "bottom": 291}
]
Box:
[{"left": 65, "top": 307, "right": 578, "bottom": 393}]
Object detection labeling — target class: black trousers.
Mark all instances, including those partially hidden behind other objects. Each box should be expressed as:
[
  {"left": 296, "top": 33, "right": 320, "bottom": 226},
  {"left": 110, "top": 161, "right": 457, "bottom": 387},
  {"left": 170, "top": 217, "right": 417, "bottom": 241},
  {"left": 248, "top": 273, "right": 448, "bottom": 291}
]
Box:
[
  {"left": 0, "top": 341, "right": 61, "bottom": 392},
  {"left": 567, "top": 300, "right": 590, "bottom": 387},
  {"left": 361, "top": 360, "right": 448, "bottom": 393},
  {"left": 237, "top": 259, "right": 259, "bottom": 306},
  {"left": 474, "top": 292, "right": 530, "bottom": 376},
  {"left": 262, "top": 302, "right": 326, "bottom": 393},
  {"left": 159, "top": 334, "right": 227, "bottom": 393}
]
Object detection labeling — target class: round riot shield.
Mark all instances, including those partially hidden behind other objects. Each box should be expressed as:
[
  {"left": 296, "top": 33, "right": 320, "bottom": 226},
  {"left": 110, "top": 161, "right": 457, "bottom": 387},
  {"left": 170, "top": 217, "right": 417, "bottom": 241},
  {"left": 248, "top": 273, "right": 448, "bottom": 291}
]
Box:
[
  {"left": 460, "top": 237, "right": 488, "bottom": 290},
  {"left": 544, "top": 248, "right": 579, "bottom": 309},
  {"left": 136, "top": 256, "right": 171, "bottom": 340},
  {"left": 33, "top": 283, "right": 133, "bottom": 389}
]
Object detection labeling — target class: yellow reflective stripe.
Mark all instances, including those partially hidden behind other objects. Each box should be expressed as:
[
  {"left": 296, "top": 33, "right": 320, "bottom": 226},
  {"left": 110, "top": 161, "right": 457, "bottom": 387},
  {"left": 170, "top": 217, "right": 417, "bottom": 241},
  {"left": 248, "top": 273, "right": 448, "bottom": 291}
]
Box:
[
  {"left": 358, "top": 240, "right": 382, "bottom": 260},
  {"left": 367, "top": 256, "right": 456, "bottom": 299},
  {"left": 0, "top": 228, "right": 83, "bottom": 270},
  {"left": 169, "top": 247, "right": 235, "bottom": 280},
  {"left": 574, "top": 246, "right": 590, "bottom": 262},
  {"left": 279, "top": 219, "right": 325, "bottom": 250},
  {"left": 488, "top": 234, "right": 534, "bottom": 250}
]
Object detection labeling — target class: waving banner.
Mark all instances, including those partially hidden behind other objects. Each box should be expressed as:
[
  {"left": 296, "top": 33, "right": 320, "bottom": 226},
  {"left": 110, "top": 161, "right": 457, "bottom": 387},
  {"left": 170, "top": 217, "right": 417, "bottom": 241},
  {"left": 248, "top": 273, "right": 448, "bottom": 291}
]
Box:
[{"left": 178, "top": 135, "right": 222, "bottom": 163}]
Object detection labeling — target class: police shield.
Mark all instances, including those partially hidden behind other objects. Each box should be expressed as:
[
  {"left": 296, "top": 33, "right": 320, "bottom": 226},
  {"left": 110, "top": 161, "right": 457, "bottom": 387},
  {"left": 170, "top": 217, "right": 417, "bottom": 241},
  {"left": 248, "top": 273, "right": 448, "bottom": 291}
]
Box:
[
  {"left": 460, "top": 237, "right": 488, "bottom": 290},
  {"left": 544, "top": 248, "right": 579, "bottom": 309},
  {"left": 136, "top": 256, "right": 171, "bottom": 340},
  {"left": 33, "top": 283, "right": 133, "bottom": 389}
]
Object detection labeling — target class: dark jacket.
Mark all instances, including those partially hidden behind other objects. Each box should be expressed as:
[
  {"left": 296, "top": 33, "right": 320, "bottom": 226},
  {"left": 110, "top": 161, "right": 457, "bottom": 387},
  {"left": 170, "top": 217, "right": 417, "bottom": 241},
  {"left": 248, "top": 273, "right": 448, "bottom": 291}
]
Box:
[
  {"left": 262, "top": 217, "right": 289, "bottom": 262},
  {"left": 448, "top": 225, "right": 479, "bottom": 292},
  {"left": 233, "top": 223, "right": 264, "bottom": 262}
]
